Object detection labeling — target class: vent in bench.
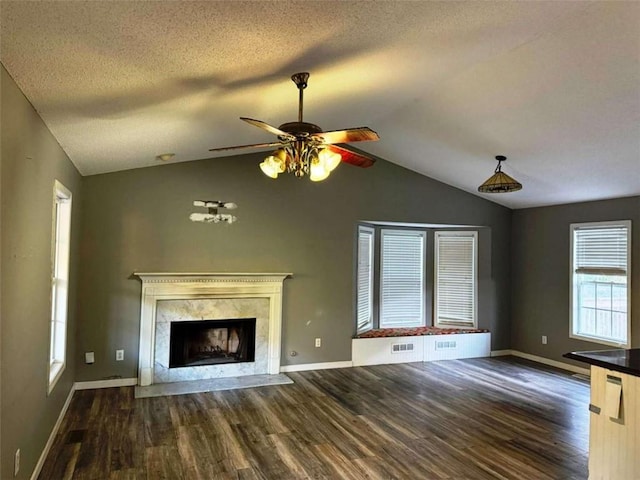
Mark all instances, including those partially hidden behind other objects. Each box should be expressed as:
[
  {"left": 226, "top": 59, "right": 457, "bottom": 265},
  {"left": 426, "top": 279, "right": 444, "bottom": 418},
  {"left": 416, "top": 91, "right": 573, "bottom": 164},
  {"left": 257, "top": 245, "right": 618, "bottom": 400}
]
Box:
[
  {"left": 436, "top": 340, "right": 457, "bottom": 350},
  {"left": 391, "top": 342, "right": 415, "bottom": 354}
]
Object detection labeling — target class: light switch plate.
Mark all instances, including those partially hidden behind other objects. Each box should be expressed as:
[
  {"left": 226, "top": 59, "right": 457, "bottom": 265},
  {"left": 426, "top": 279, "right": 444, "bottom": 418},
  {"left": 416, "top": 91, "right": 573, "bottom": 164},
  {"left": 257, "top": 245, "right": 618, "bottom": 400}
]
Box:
[{"left": 85, "top": 352, "right": 95, "bottom": 364}]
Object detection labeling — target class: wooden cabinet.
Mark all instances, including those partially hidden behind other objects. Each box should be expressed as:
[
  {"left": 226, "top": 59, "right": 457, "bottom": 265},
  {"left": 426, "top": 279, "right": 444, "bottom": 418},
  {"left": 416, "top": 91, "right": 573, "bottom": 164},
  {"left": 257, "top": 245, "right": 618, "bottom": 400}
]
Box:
[{"left": 588, "top": 366, "right": 640, "bottom": 479}]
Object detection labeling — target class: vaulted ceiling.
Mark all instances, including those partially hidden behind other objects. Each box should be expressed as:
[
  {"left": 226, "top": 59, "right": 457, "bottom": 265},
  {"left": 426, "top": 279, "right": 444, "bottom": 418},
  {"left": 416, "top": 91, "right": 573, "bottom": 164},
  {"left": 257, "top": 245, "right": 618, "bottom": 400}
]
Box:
[{"left": 1, "top": 1, "right": 638, "bottom": 208}]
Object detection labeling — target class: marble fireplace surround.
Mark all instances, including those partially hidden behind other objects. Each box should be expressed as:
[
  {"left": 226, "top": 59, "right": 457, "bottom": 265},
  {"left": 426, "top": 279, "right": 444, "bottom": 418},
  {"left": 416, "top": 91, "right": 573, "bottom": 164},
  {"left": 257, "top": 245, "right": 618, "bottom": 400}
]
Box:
[{"left": 134, "top": 273, "right": 291, "bottom": 386}]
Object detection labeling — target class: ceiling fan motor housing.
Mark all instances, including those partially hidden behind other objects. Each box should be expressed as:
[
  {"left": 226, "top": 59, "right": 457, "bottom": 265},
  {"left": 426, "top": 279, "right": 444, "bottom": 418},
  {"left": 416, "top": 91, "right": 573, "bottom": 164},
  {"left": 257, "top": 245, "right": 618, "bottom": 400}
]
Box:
[{"left": 278, "top": 121, "right": 323, "bottom": 137}]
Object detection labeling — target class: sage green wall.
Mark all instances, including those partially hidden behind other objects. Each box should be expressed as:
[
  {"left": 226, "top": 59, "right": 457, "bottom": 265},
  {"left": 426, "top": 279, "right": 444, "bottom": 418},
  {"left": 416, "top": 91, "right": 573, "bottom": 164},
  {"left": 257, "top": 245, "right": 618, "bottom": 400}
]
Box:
[
  {"left": 511, "top": 196, "right": 640, "bottom": 366},
  {"left": 1, "top": 65, "right": 82, "bottom": 479},
  {"left": 76, "top": 151, "right": 512, "bottom": 381}
]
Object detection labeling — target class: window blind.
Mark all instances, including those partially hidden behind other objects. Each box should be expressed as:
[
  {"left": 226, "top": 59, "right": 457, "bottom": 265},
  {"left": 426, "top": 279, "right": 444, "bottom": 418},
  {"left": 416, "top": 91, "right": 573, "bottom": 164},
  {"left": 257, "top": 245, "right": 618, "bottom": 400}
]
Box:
[
  {"left": 574, "top": 224, "right": 629, "bottom": 275},
  {"left": 380, "top": 230, "right": 425, "bottom": 328},
  {"left": 435, "top": 232, "right": 477, "bottom": 326},
  {"left": 357, "top": 227, "right": 374, "bottom": 332}
]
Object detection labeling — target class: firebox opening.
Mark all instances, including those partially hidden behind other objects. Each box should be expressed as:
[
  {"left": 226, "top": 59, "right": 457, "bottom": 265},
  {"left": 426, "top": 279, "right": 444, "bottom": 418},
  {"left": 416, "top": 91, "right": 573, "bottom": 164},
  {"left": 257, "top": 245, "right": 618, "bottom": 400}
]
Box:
[{"left": 169, "top": 318, "right": 256, "bottom": 368}]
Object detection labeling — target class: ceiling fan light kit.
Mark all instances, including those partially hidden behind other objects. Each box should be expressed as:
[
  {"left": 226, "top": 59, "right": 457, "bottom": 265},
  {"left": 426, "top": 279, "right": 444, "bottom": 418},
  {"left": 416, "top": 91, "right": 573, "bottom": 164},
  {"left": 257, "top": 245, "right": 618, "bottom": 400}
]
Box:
[
  {"left": 260, "top": 145, "right": 341, "bottom": 181},
  {"left": 209, "top": 72, "right": 379, "bottom": 182},
  {"left": 478, "top": 155, "right": 523, "bottom": 193}
]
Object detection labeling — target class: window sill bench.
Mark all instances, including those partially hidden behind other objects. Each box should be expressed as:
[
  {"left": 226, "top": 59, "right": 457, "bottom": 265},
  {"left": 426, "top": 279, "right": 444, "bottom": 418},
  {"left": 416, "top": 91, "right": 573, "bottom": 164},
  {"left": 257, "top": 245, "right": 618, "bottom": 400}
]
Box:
[{"left": 352, "top": 327, "right": 491, "bottom": 367}]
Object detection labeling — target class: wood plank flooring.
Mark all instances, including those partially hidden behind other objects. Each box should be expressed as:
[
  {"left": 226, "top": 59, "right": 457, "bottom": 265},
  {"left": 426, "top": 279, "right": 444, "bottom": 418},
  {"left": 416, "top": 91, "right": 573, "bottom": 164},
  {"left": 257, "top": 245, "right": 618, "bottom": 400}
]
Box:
[{"left": 38, "top": 357, "right": 589, "bottom": 479}]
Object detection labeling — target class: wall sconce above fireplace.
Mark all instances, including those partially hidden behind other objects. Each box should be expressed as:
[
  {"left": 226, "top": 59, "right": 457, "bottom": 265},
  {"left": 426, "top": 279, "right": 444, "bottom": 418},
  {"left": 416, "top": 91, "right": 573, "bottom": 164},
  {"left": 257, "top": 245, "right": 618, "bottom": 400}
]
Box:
[{"left": 189, "top": 200, "right": 237, "bottom": 224}]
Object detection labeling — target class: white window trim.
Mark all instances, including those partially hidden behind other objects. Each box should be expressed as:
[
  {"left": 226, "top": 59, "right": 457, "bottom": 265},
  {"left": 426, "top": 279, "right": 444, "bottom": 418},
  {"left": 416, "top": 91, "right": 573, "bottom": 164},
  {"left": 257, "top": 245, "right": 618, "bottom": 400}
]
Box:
[
  {"left": 434, "top": 231, "right": 478, "bottom": 328},
  {"left": 49, "top": 180, "right": 72, "bottom": 394},
  {"left": 569, "top": 220, "right": 631, "bottom": 348},
  {"left": 356, "top": 225, "right": 375, "bottom": 334},
  {"left": 379, "top": 229, "right": 426, "bottom": 328}
]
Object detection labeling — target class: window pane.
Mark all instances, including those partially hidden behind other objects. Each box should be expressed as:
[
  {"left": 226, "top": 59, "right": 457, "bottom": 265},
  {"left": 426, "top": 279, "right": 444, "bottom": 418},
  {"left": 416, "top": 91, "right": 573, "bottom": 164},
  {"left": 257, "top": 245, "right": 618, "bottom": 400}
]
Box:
[
  {"left": 579, "top": 281, "right": 596, "bottom": 309},
  {"left": 578, "top": 306, "right": 596, "bottom": 336},
  {"left": 380, "top": 230, "right": 425, "bottom": 327},
  {"left": 357, "top": 227, "right": 374, "bottom": 333},
  {"left": 571, "top": 221, "right": 630, "bottom": 347},
  {"left": 49, "top": 181, "right": 72, "bottom": 391},
  {"left": 612, "top": 284, "right": 626, "bottom": 313},
  {"left": 435, "top": 232, "right": 477, "bottom": 327},
  {"left": 596, "top": 283, "right": 611, "bottom": 310},
  {"left": 595, "top": 310, "right": 612, "bottom": 338},
  {"left": 612, "top": 312, "right": 626, "bottom": 341}
]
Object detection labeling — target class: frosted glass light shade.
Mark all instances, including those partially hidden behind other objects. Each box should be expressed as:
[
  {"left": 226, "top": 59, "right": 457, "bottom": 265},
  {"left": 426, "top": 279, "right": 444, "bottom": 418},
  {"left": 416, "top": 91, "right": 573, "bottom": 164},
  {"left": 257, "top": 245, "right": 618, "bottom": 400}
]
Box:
[
  {"left": 259, "top": 160, "right": 280, "bottom": 178},
  {"left": 309, "top": 159, "right": 330, "bottom": 182},
  {"left": 260, "top": 149, "right": 287, "bottom": 178},
  {"left": 190, "top": 213, "right": 237, "bottom": 224},
  {"left": 318, "top": 149, "right": 341, "bottom": 172}
]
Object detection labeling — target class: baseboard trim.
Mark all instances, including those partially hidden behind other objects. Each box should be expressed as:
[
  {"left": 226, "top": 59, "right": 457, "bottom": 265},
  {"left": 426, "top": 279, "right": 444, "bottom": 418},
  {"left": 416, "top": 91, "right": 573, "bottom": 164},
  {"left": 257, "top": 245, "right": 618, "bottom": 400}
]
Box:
[
  {"left": 280, "top": 361, "right": 353, "bottom": 373},
  {"left": 490, "top": 349, "right": 514, "bottom": 357},
  {"left": 74, "top": 377, "right": 138, "bottom": 390},
  {"left": 31, "top": 384, "right": 76, "bottom": 480},
  {"left": 280, "top": 353, "right": 589, "bottom": 376},
  {"left": 509, "top": 350, "right": 590, "bottom": 376}
]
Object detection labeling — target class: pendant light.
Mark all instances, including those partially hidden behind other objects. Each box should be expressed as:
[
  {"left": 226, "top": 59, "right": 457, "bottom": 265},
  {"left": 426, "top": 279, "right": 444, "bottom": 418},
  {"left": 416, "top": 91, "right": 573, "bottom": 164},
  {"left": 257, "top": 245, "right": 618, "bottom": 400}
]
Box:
[{"left": 478, "top": 155, "right": 522, "bottom": 193}]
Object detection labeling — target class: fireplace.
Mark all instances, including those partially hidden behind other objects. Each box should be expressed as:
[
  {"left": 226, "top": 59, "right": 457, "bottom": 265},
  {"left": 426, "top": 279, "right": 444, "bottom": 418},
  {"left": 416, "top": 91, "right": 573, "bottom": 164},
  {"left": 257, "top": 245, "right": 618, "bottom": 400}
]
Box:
[
  {"left": 169, "top": 318, "right": 256, "bottom": 368},
  {"left": 134, "top": 273, "right": 291, "bottom": 386}
]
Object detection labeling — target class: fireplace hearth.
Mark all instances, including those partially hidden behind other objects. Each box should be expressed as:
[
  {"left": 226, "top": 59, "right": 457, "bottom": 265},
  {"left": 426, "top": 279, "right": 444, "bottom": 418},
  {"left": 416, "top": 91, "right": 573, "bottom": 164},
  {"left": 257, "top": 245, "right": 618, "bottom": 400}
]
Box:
[{"left": 169, "top": 318, "right": 256, "bottom": 368}]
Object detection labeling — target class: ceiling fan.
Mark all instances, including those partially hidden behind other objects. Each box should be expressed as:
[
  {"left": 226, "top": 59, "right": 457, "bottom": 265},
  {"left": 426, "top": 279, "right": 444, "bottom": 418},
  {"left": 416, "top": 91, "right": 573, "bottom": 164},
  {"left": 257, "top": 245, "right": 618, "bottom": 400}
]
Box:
[{"left": 208, "top": 72, "right": 380, "bottom": 181}]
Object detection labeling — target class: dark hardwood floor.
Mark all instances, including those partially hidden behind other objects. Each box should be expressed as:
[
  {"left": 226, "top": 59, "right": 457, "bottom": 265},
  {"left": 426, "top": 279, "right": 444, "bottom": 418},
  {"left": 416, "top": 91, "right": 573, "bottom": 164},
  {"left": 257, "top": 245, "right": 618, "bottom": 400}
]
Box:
[{"left": 39, "top": 356, "right": 589, "bottom": 479}]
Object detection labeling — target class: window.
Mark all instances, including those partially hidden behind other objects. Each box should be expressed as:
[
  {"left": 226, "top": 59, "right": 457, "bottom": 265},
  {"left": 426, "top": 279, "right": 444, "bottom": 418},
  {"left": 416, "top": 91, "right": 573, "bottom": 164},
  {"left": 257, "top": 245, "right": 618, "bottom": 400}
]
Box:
[
  {"left": 356, "top": 226, "right": 374, "bottom": 334},
  {"left": 570, "top": 221, "right": 631, "bottom": 347},
  {"left": 379, "top": 230, "right": 425, "bottom": 328},
  {"left": 49, "top": 180, "right": 72, "bottom": 393},
  {"left": 434, "top": 231, "right": 477, "bottom": 327}
]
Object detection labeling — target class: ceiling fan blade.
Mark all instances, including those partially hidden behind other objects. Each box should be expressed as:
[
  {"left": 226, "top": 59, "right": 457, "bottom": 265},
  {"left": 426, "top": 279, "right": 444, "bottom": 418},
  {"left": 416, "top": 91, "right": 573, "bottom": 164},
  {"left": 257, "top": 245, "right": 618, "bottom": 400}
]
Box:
[
  {"left": 313, "top": 127, "right": 379, "bottom": 145},
  {"left": 240, "top": 117, "right": 296, "bottom": 140},
  {"left": 328, "top": 145, "right": 376, "bottom": 168},
  {"left": 209, "top": 141, "right": 284, "bottom": 153}
]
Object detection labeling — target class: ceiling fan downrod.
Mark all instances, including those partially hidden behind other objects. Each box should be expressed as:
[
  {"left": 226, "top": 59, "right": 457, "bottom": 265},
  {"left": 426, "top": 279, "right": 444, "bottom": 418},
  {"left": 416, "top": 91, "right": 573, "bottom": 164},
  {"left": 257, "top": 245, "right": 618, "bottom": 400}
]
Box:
[{"left": 291, "top": 72, "right": 309, "bottom": 123}]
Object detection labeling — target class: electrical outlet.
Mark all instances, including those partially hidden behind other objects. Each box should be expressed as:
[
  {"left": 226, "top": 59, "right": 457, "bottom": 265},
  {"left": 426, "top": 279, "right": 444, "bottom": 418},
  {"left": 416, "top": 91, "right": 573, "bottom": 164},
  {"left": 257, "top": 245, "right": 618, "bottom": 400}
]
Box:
[
  {"left": 14, "top": 448, "right": 20, "bottom": 476},
  {"left": 542, "top": 335, "right": 548, "bottom": 345},
  {"left": 116, "top": 349, "right": 124, "bottom": 361},
  {"left": 315, "top": 338, "right": 321, "bottom": 348},
  {"left": 85, "top": 351, "right": 95, "bottom": 364}
]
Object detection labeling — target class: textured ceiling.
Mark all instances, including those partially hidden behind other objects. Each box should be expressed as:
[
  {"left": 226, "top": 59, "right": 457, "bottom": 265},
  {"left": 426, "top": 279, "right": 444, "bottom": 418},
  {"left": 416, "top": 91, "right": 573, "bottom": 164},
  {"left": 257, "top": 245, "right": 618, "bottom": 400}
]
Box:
[{"left": 1, "top": 1, "right": 639, "bottom": 208}]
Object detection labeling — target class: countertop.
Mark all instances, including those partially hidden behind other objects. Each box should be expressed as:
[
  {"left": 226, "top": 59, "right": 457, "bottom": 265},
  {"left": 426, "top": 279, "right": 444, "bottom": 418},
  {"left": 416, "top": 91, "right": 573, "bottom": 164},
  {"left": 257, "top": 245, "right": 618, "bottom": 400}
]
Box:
[{"left": 564, "top": 348, "right": 640, "bottom": 378}]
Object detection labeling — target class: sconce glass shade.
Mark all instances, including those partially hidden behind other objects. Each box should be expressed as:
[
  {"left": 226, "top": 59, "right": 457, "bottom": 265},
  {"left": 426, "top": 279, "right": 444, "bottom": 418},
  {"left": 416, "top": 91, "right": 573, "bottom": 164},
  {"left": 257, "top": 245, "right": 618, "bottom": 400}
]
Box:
[
  {"left": 189, "top": 213, "right": 237, "bottom": 224},
  {"left": 190, "top": 199, "right": 238, "bottom": 224},
  {"left": 478, "top": 156, "right": 522, "bottom": 193}
]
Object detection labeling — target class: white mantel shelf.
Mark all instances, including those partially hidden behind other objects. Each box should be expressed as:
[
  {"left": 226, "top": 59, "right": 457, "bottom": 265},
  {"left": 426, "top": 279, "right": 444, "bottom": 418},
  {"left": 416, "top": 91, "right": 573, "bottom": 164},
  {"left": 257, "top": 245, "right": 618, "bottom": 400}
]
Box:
[
  {"left": 134, "top": 272, "right": 292, "bottom": 282},
  {"left": 134, "top": 272, "right": 292, "bottom": 386}
]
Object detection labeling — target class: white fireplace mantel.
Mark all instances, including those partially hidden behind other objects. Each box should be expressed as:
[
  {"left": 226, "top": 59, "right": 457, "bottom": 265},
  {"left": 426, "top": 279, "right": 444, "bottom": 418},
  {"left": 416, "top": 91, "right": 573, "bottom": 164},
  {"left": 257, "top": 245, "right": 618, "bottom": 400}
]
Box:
[{"left": 134, "top": 272, "right": 291, "bottom": 386}]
